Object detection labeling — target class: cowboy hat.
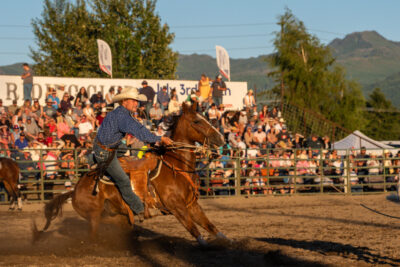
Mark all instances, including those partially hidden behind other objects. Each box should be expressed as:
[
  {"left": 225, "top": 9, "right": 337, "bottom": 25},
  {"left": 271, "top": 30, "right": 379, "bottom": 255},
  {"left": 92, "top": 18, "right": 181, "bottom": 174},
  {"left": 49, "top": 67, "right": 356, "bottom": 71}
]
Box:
[{"left": 112, "top": 87, "right": 147, "bottom": 103}]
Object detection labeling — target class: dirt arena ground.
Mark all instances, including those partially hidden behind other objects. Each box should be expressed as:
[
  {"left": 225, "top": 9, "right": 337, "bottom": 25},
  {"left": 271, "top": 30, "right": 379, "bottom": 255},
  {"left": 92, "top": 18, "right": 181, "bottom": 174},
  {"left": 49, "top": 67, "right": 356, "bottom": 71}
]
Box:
[{"left": 1, "top": 194, "right": 400, "bottom": 266}]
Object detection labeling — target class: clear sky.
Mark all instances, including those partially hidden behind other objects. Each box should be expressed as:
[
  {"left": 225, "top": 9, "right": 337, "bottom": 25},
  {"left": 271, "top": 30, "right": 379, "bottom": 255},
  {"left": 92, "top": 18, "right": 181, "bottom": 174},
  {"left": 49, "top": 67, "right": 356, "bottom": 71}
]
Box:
[{"left": 0, "top": 0, "right": 399, "bottom": 66}]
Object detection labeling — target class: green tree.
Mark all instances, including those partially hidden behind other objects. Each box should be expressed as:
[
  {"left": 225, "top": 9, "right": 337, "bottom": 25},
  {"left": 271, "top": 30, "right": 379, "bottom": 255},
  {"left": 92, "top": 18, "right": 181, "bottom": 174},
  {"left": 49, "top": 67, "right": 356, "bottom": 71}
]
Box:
[
  {"left": 362, "top": 88, "right": 400, "bottom": 140},
  {"left": 31, "top": 0, "right": 177, "bottom": 79},
  {"left": 31, "top": 0, "right": 100, "bottom": 77},
  {"left": 268, "top": 9, "right": 365, "bottom": 131}
]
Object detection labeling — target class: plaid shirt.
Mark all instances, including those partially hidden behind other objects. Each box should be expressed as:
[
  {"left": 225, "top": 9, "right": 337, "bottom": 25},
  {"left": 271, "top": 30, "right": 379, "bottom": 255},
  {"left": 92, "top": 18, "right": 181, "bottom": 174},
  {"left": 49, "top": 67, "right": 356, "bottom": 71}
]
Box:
[{"left": 97, "top": 105, "right": 161, "bottom": 147}]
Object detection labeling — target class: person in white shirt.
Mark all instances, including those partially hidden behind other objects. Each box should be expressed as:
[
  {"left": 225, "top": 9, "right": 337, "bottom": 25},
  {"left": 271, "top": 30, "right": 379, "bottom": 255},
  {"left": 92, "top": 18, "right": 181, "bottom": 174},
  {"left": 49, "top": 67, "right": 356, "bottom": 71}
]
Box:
[
  {"left": 247, "top": 143, "right": 259, "bottom": 159},
  {"left": 253, "top": 125, "right": 266, "bottom": 145},
  {"left": 244, "top": 89, "right": 256, "bottom": 108},
  {"left": 105, "top": 87, "right": 115, "bottom": 107},
  {"left": 168, "top": 94, "right": 180, "bottom": 115},
  {"left": 76, "top": 115, "right": 94, "bottom": 139}
]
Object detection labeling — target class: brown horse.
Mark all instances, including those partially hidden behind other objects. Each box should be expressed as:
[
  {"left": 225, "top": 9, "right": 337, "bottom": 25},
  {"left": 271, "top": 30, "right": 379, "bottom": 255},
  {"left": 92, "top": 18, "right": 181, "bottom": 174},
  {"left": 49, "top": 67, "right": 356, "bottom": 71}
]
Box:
[
  {"left": 36, "top": 102, "right": 227, "bottom": 246},
  {"left": 0, "top": 158, "right": 22, "bottom": 210}
]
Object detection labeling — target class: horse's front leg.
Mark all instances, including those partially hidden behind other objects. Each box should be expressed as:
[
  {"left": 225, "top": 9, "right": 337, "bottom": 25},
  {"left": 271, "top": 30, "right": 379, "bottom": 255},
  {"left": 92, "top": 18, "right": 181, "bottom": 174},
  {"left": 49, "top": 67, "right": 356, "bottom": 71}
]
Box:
[
  {"left": 188, "top": 202, "right": 230, "bottom": 241},
  {"left": 169, "top": 203, "right": 208, "bottom": 246},
  {"left": 3, "top": 181, "right": 19, "bottom": 210}
]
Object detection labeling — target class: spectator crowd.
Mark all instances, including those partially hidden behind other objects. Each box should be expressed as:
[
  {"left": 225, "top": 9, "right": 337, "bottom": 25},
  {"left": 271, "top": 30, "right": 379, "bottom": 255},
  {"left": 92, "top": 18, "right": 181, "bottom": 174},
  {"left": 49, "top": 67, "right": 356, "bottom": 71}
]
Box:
[{"left": 1, "top": 73, "right": 399, "bottom": 200}]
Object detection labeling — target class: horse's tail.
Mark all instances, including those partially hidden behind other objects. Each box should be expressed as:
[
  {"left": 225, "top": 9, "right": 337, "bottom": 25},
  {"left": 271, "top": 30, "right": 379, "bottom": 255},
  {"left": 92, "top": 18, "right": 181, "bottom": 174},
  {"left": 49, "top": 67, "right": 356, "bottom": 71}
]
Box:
[
  {"left": 43, "top": 191, "right": 74, "bottom": 231},
  {"left": 32, "top": 191, "right": 74, "bottom": 243}
]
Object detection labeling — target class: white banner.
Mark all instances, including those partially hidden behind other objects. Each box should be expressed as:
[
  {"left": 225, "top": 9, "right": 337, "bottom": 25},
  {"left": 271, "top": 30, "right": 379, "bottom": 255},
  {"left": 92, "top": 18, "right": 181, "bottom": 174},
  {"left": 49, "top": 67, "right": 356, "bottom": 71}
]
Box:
[
  {"left": 216, "top": 45, "right": 230, "bottom": 81},
  {"left": 97, "top": 39, "right": 112, "bottom": 77},
  {"left": 0, "top": 76, "right": 247, "bottom": 110}
]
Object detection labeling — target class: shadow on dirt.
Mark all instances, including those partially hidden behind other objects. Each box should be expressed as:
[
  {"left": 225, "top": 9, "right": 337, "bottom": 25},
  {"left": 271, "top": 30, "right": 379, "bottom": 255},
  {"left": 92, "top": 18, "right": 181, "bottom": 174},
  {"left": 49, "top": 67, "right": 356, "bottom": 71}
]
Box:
[
  {"left": 27, "top": 216, "right": 325, "bottom": 267},
  {"left": 207, "top": 202, "right": 400, "bottom": 230},
  {"left": 256, "top": 237, "right": 400, "bottom": 266},
  {"left": 386, "top": 194, "right": 400, "bottom": 205}
]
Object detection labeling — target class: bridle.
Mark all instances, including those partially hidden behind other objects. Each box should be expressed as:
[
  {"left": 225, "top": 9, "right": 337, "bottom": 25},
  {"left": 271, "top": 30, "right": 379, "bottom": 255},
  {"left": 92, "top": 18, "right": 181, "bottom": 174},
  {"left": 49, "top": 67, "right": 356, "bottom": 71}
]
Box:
[{"left": 160, "top": 113, "right": 219, "bottom": 174}]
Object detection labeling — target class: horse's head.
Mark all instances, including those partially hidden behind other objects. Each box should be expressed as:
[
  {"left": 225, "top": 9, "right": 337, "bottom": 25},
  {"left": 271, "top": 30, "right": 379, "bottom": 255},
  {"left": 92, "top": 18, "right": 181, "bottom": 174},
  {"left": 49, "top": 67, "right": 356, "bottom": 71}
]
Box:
[{"left": 172, "top": 102, "right": 225, "bottom": 148}]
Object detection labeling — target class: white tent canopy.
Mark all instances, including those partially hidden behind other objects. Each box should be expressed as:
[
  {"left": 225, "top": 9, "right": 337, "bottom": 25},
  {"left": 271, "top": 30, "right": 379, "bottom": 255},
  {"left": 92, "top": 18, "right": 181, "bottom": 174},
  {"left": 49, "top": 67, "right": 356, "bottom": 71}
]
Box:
[{"left": 333, "top": 130, "right": 395, "bottom": 154}]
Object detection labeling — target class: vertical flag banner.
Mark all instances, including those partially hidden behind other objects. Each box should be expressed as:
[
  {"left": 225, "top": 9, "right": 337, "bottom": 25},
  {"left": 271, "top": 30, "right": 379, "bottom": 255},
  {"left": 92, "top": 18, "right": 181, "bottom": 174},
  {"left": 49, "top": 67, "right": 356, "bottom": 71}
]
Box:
[
  {"left": 97, "top": 39, "right": 113, "bottom": 77},
  {"left": 216, "top": 45, "right": 230, "bottom": 81}
]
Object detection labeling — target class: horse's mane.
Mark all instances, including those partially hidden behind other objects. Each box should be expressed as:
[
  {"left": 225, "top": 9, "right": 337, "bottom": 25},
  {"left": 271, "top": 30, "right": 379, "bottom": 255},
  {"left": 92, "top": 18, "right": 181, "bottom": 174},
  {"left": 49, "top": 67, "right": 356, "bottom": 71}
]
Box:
[
  {"left": 168, "top": 114, "right": 181, "bottom": 139},
  {"left": 168, "top": 109, "right": 208, "bottom": 139}
]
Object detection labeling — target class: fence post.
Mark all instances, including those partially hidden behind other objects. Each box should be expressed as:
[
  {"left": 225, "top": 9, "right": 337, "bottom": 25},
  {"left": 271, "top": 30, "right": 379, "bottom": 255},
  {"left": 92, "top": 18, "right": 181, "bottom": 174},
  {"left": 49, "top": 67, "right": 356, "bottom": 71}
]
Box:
[
  {"left": 319, "top": 149, "right": 324, "bottom": 194},
  {"left": 383, "top": 149, "right": 387, "bottom": 192},
  {"left": 39, "top": 148, "right": 45, "bottom": 202},
  {"left": 206, "top": 158, "right": 210, "bottom": 197},
  {"left": 346, "top": 150, "right": 351, "bottom": 195},
  {"left": 293, "top": 150, "right": 297, "bottom": 194},
  {"left": 74, "top": 148, "right": 78, "bottom": 185},
  {"left": 266, "top": 149, "right": 270, "bottom": 193},
  {"left": 235, "top": 155, "right": 241, "bottom": 196}
]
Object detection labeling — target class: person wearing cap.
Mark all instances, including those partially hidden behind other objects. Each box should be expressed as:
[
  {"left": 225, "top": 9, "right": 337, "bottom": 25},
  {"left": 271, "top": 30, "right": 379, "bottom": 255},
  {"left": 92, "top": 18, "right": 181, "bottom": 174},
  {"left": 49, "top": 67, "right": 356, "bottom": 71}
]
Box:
[
  {"left": 55, "top": 84, "right": 67, "bottom": 101},
  {"left": 93, "top": 87, "right": 173, "bottom": 221},
  {"left": 90, "top": 91, "right": 106, "bottom": 109},
  {"left": 276, "top": 126, "right": 289, "bottom": 143},
  {"left": 95, "top": 107, "right": 108, "bottom": 127},
  {"left": 8, "top": 100, "right": 19, "bottom": 117},
  {"left": 211, "top": 74, "right": 226, "bottom": 107},
  {"left": 355, "top": 146, "right": 369, "bottom": 183},
  {"left": 157, "top": 86, "right": 170, "bottom": 113},
  {"left": 188, "top": 91, "right": 198, "bottom": 105},
  {"left": 21, "top": 63, "right": 33, "bottom": 102},
  {"left": 48, "top": 90, "right": 60, "bottom": 109},
  {"left": 15, "top": 132, "right": 29, "bottom": 150},
  {"left": 139, "top": 81, "right": 155, "bottom": 119},
  {"left": 18, "top": 148, "right": 37, "bottom": 180},
  {"left": 253, "top": 125, "right": 267, "bottom": 146},
  {"left": 11, "top": 124, "right": 21, "bottom": 143},
  {"left": 42, "top": 98, "right": 56, "bottom": 122},
  {"left": 83, "top": 99, "right": 96, "bottom": 123},
  {"left": 75, "top": 114, "right": 94, "bottom": 140},
  {"left": 24, "top": 116, "right": 40, "bottom": 141}
]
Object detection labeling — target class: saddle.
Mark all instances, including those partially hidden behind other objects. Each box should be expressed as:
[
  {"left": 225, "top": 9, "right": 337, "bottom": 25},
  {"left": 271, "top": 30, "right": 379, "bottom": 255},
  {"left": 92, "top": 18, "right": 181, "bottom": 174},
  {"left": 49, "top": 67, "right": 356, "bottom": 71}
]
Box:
[{"left": 94, "top": 153, "right": 167, "bottom": 220}]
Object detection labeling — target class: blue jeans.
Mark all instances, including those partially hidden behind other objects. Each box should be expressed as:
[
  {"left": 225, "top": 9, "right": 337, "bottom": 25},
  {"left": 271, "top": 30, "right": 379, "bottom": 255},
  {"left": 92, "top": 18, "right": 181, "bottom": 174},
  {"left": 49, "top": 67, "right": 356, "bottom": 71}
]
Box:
[
  {"left": 93, "top": 142, "right": 144, "bottom": 214},
  {"left": 212, "top": 96, "right": 222, "bottom": 107},
  {"left": 145, "top": 102, "right": 153, "bottom": 120},
  {"left": 23, "top": 83, "right": 33, "bottom": 101}
]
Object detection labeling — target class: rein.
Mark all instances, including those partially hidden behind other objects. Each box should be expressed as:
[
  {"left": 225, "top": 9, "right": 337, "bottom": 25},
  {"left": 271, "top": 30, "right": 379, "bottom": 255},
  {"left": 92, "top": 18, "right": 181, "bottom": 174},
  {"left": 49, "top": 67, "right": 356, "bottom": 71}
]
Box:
[{"left": 163, "top": 141, "right": 217, "bottom": 174}]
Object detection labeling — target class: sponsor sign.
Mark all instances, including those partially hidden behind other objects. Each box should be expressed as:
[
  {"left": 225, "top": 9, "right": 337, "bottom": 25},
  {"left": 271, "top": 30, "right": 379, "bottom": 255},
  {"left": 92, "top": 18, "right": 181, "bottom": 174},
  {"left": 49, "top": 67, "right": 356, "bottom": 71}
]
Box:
[{"left": 0, "top": 76, "right": 247, "bottom": 110}]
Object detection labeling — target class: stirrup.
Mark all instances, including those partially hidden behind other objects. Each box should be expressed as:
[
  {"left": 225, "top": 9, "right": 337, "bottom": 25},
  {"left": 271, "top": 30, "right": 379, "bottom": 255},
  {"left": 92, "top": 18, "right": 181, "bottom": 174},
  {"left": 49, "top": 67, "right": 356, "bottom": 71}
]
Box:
[{"left": 136, "top": 212, "right": 145, "bottom": 223}]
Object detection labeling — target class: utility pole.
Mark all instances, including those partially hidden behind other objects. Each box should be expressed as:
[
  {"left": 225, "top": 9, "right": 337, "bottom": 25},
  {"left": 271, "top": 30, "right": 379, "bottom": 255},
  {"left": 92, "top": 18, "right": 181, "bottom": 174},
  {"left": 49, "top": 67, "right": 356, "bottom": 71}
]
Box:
[
  {"left": 253, "top": 84, "right": 257, "bottom": 105},
  {"left": 280, "top": 21, "right": 284, "bottom": 112}
]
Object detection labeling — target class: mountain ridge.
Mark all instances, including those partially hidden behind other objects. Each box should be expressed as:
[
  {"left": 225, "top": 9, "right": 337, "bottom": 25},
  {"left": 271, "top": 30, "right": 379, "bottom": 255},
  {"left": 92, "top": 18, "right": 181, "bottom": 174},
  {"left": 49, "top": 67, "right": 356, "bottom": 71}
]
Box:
[{"left": 1, "top": 30, "right": 400, "bottom": 105}]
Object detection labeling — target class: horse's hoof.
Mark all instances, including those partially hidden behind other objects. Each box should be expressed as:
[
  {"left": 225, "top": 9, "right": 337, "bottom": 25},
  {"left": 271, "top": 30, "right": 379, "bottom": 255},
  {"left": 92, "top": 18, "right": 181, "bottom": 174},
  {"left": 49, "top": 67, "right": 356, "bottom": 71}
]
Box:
[
  {"left": 197, "top": 235, "right": 208, "bottom": 247},
  {"left": 8, "top": 207, "right": 15, "bottom": 211},
  {"left": 216, "top": 232, "right": 233, "bottom": 244},
  {"left": 17, "top": 208, "right": 22, "bottom": 212}
]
